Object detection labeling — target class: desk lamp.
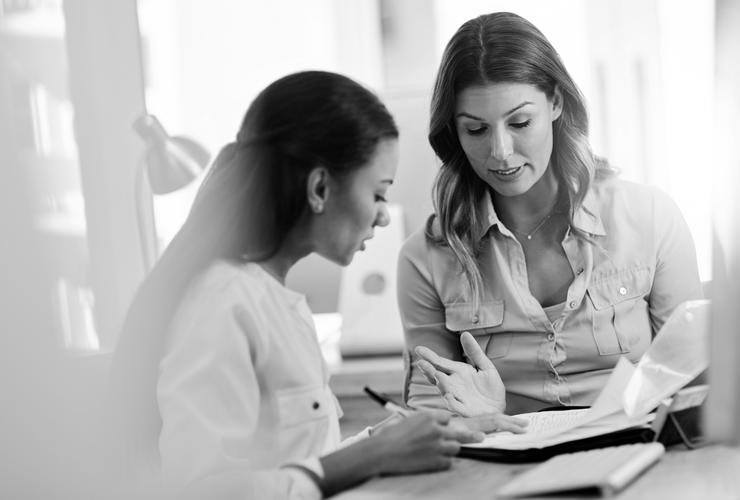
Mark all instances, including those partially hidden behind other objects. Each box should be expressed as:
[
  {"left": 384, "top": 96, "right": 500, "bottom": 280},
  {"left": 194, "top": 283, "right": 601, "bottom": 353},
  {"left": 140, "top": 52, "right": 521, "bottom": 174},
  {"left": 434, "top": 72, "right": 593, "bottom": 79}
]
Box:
[{"left": 133, "top": 114, "right": 210, "bottom": 269}]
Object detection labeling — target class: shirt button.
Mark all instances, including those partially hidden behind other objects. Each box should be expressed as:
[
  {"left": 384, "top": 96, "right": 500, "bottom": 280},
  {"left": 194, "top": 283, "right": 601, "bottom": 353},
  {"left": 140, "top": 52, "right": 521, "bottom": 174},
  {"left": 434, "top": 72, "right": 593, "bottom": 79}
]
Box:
[
  {"left": 576, "top": 268, "right": 584, "bottom": 275},
  {"left": 472, "top": 315, "right": 479, "bottom": 324},
  {"left": 569, "top": 300, "right": 577, "bottom": 309},
  {"left": 619, "top": 286, "right": 627, "bottom": 296},
  {"left": 547, "top": 333, "right": 555, "bottom": 341},
  {"left": 312, "top": 401, "right": 320, "bottom": 410}
]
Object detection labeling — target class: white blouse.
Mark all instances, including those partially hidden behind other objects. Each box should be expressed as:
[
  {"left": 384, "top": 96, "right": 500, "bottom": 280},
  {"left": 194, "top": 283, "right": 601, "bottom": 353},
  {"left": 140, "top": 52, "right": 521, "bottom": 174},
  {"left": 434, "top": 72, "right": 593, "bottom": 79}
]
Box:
[{"left": 158, "top": 261, "right": 343, "bottom": 499}]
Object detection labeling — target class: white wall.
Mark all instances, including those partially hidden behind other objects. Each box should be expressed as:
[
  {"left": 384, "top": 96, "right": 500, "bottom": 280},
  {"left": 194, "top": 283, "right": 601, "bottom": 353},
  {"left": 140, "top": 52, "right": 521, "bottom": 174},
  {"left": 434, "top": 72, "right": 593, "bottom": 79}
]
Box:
[{"left": 139, "top": 0, "right": 716, "bottom": 312}]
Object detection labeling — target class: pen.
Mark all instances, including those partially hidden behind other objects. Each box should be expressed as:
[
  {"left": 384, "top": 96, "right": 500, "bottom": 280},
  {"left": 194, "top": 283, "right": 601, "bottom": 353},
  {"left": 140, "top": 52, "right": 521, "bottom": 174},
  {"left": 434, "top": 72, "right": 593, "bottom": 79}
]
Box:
[{"left": 363, "top": 386, "right": 412, "bottom": 417}]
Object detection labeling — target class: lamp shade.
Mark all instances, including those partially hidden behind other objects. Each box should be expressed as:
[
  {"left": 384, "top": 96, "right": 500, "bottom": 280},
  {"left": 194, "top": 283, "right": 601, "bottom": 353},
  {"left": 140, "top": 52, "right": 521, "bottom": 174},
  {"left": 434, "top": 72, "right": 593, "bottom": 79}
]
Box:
[{"left": 133, "top": 114, "right": 210, "bottom": 194}]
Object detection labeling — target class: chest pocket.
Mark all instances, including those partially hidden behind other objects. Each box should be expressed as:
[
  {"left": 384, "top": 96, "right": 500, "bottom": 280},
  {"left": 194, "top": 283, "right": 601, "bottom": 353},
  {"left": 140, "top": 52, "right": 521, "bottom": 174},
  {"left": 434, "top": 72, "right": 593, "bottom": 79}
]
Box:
[
  {"left": 586, "top": 267, "right": 652, "bottom": 356},
  {"left": 444, "top": 300, "right": 511, "bottom": 359},
  {"left": 275, "top": 385, "right": 338, "bottom": 457}
]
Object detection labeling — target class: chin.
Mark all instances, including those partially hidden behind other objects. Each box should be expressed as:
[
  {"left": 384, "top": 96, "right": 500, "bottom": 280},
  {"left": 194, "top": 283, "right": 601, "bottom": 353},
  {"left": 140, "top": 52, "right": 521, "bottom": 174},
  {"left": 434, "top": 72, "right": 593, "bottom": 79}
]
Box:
[{"left": 324, "top": 252, "right": 355, "bottom": 267}]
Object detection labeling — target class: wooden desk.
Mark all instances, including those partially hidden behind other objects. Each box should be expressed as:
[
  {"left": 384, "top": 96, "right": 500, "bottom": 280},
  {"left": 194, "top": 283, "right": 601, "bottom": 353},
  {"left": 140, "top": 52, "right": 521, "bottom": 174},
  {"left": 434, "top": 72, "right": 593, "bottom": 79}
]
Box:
[{"left": 333, "top": 444, "right": 740, "bottom": 499}]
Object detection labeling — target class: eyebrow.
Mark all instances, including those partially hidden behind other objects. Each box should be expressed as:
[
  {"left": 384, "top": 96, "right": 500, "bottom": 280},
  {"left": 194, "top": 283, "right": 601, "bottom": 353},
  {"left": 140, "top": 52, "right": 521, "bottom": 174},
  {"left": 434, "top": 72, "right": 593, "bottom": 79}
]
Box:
[{"left": 455, "top": 101, "right": 534, "bottom": 120}]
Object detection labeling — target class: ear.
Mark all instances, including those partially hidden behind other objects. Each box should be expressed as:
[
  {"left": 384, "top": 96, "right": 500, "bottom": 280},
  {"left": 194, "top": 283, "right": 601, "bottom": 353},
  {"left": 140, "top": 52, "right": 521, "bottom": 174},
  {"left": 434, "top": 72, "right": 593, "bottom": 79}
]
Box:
[
  {"left": 550, "top": 86, "right": 564, "bottom": 122},
  {"left": 306, "top": 166, "right": 329, "bottom": 215}
]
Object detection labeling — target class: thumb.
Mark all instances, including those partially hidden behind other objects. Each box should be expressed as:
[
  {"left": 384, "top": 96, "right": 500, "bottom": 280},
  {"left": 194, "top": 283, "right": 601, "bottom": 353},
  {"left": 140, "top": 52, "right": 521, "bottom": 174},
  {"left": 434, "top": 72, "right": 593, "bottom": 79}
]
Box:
[{"left": 460, "top": 331, "right": 495, "bottom": 370}]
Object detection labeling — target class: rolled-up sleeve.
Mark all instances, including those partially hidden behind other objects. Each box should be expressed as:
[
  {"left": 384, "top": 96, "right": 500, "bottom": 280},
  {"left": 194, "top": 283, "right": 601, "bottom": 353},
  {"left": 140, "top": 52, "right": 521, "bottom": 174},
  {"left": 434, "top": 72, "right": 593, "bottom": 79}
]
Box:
[
  {"left": 396, "top": 231, "right": 463, "bottom": 410},
  {"left": 648, "top": 189, "right": 704, "bottom": 334}
]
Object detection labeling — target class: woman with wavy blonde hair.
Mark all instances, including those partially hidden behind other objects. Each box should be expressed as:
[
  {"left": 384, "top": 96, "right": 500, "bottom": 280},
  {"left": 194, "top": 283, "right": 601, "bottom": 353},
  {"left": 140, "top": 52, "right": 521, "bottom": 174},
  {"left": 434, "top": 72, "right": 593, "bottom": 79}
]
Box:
[{"left": 399, "top": 12, "right": 702, "bottom": 416}]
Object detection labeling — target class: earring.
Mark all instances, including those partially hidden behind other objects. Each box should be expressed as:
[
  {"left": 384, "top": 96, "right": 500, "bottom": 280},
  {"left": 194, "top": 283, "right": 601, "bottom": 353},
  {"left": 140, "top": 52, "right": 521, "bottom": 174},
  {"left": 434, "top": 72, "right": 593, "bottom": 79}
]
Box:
[{"left": 312, "top": 202, "right": 324, "bottom": 214}]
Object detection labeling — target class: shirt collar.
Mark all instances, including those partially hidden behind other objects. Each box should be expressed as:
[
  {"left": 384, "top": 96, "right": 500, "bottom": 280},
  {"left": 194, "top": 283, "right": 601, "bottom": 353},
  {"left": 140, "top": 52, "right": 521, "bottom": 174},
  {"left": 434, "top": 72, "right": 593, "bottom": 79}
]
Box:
[
  {"left": 476, "top": 189, "right": 502, "bottom": 241},
  {"left": 475, "top": 186, "right": 606, "bottom": 241},
  {"left": 572, "top": 188, "right": 606, "bottom": 236}
]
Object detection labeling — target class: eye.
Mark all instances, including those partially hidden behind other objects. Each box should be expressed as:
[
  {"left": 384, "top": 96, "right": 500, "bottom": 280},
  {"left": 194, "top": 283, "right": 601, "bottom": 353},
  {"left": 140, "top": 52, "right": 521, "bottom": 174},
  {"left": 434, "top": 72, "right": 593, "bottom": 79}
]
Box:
[
  {"left": 375, "top": 194, "right": 388, "bottom": 203},
  {"left": 510, "top": 119, "right": 531, "bottom": 129},
  {"left": 465, "top": 126, "right": 487, "bottom": 136}
]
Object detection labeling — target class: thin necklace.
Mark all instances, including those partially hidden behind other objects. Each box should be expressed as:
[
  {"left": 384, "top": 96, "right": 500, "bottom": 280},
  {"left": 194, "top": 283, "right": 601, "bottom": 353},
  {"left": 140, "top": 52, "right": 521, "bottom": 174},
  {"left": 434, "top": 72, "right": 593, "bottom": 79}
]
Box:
[{"left": 510, "top": 211, "right": 557, "bottom": 240}]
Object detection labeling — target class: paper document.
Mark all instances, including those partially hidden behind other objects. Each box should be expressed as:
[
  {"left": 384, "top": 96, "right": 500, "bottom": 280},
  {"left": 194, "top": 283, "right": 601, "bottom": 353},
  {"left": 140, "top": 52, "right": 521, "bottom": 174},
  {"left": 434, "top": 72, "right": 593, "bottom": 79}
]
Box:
[
  {"left": 623, "top": 299, "right": 710, "bottom": 418},
  {"left": 465, "top": 358, "right": 652, "bottom": 450}
]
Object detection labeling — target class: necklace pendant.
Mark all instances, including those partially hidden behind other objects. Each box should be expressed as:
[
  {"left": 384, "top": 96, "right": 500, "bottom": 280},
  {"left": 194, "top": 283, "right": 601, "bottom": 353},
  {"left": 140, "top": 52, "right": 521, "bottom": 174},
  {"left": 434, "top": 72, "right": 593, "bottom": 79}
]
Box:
[{"left": 527, "top": 235, "right": 532, "bottom": 240}]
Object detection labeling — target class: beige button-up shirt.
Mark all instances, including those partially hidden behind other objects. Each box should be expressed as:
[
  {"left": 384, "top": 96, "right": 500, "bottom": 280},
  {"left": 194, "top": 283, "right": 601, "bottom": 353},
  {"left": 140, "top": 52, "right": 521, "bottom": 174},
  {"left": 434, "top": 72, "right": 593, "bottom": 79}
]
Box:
[{"left": 398, "top": 178, "right": 703, "bottom": 415}]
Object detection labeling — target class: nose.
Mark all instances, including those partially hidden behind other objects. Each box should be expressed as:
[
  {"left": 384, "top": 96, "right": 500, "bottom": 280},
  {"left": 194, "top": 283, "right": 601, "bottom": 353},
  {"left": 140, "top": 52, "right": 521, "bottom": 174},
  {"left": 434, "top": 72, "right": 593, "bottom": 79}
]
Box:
[
  {"left": 490, "top": 129, "right": 513, "bottom": 161},
  {"left": 374, "top": 203, "right": 391, "bottom": 228}
]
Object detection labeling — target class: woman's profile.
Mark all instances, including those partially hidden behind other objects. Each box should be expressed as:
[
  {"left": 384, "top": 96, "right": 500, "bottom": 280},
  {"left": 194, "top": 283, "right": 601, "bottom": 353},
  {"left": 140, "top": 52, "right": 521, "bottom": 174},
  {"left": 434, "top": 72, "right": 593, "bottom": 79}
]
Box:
[{"left": 110, "top": 70, "right": 524, "bottom": 500}]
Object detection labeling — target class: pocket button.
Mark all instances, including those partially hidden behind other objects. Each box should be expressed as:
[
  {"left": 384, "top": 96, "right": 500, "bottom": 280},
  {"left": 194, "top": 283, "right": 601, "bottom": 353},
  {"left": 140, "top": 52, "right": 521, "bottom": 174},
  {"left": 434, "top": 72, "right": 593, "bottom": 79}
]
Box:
[
  {"left": 312, "top": 401, "right": 320, "bottom": 410},
  {"left": 618, "top": 286, "right": 627, "bottom": 296},
  {"left": 547, "top": 333, "right": 555, "bottom": 341},
  {"left": 472, "top": 314, "right": 479, "bottom": 324}
]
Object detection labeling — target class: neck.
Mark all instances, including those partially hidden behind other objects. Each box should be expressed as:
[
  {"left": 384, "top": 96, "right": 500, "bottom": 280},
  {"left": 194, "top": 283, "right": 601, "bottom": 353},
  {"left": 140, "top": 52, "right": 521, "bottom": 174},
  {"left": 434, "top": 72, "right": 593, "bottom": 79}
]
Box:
[
  {"left": 257, "top": 229, "right": 312, "bottom": 285},
  {"left": 493, "top": 168, "right": 560, "bottom": 229}
]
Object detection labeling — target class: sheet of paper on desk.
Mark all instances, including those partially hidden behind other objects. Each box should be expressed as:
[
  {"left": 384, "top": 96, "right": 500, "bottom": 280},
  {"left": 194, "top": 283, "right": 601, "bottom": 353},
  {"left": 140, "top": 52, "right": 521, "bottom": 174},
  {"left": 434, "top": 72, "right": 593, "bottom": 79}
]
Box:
[{"left": 465, "top": 357, "right": 650, "bottom": 450}]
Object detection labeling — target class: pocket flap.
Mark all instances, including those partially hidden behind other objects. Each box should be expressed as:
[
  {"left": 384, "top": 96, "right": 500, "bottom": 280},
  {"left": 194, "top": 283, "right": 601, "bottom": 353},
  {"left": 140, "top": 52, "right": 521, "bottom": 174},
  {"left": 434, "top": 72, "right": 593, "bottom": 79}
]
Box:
[
  {"left": 276, "top": 385, "right": 334, "bottom": 428},
  {"left": 445, "top": 300, "right": 504, "bottom": 332},
  {"left": 588, "top": 267, "right": 651, "bottom": 310}
]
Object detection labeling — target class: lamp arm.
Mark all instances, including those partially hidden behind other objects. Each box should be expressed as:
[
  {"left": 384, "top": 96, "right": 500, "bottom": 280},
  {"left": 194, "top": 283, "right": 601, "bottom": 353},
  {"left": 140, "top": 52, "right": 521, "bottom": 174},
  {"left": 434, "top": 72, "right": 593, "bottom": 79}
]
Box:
[{"left": 135, "top": 157, "right": 158, "bottom": 271}]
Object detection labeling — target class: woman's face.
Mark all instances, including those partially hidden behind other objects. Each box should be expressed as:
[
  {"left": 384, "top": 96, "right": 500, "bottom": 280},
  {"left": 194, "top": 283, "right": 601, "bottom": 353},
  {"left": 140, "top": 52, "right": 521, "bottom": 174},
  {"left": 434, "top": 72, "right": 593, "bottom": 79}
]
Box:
[
  {"left": 319, "top": 138, "right": 399, "bottom": 266},
  {"left": 454, "top": 82, "right": 562, "bottom": 198}
]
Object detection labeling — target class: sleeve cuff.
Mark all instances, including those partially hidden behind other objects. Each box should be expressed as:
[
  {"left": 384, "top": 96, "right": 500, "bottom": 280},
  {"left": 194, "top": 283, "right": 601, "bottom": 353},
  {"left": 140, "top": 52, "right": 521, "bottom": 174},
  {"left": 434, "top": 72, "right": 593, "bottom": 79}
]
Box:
[{"left": 282, "top": 456, "right": 325, "bottom": 500}]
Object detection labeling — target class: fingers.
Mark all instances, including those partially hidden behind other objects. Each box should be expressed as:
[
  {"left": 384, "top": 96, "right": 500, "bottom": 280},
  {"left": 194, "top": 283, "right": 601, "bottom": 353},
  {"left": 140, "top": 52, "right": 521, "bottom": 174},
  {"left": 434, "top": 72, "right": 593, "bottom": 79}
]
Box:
[
  {"left": 416, "top": 360, "right": 455, "bottom": 398},
  {"left": 419, "top": 408, "right": 452, "bottom": 425},
  {"left": 416, "top": 358, "right": 459, "bottom": 398},
  {"left": 407, "top": 410, "right": 480, "bottom": 445},
  {"left": 369, "top": 413, "right": 404, "bottom": 436},
  {"left": 438, "top": 439, "right": 462, "bottom": 456},
  {"left": 414, "top": 345, "right": 464, "bottom": 375},
  {"left": 443, "top": 421, "right": 485, "bottom": 444},
  {"left": 416, "top": 359, "right": 440, "bottom": 385},
  {"left": 460, "top": 413, "right": 529, "bottom": 434},
  {"left": 494, "top": 415, "right": 529, "bottom": 434},
  {"left": 460, "top": 331, "right": 495, "bottom": 370}
]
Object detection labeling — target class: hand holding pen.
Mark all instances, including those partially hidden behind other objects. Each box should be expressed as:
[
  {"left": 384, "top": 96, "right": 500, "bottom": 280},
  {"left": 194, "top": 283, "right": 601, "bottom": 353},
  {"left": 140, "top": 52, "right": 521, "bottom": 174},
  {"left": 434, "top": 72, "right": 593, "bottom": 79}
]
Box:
[
  {"left": 363, "top": 386, "right": 412, "bottom": 417},
  {"left": 363, "top": 386, "right": 486, "bottom": 444}
]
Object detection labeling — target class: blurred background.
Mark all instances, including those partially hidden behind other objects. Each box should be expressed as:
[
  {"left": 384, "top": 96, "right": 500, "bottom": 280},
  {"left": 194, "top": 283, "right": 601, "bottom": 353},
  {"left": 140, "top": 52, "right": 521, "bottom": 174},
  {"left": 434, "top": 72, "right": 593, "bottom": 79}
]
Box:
[{"left": 1, "top": 0, "right": 732, "bottom": 498}]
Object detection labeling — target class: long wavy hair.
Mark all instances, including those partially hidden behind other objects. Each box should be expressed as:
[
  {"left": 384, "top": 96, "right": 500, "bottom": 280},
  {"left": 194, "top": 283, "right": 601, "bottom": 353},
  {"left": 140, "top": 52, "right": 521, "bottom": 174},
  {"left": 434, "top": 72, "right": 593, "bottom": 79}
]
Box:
[
  {"left": 427, "top": 12, "right": 612, "bottom": 303},
  {"left": 109, "top": 70, "right": 398, "bottom": 464}
]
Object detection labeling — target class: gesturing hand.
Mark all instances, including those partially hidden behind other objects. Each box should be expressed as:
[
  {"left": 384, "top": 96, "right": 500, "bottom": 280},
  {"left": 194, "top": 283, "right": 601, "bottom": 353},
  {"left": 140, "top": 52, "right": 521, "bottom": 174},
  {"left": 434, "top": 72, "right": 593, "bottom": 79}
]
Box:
[{"left": 415, "top": 331, "right": 507, "bottom": 417}]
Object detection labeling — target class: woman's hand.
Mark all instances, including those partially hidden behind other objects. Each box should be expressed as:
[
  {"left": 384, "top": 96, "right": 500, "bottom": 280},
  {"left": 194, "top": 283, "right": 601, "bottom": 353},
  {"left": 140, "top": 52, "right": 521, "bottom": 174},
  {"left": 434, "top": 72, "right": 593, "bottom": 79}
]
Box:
[
  {"left": 415, "top": 331, "right": 507, "bottom": 416},
  {"left": 370, "top": 410, "right": 483, "bottom": 475},
  {"left": 452, "top": 413, "right": 528, "bottom": 435}
]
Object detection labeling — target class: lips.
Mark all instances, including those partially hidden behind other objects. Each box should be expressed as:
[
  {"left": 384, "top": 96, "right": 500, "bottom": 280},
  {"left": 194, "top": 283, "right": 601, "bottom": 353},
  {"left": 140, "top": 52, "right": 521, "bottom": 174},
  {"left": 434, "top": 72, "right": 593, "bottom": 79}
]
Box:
[
  {"left": 488, "top": 163, "right": 526, "bottom": 180},
  {"left": 360, "top": 233, "right": 374, "bottom": 251},
  {"left": 493, "top": 166, "right": 522, "bottom": 176}
]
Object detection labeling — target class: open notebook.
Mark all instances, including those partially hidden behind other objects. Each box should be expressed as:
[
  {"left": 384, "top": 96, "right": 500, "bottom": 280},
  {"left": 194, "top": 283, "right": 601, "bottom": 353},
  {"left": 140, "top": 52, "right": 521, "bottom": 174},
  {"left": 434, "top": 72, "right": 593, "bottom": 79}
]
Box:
[{"left": 463, "top": 358, "right": 653, "bottom": 453}]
